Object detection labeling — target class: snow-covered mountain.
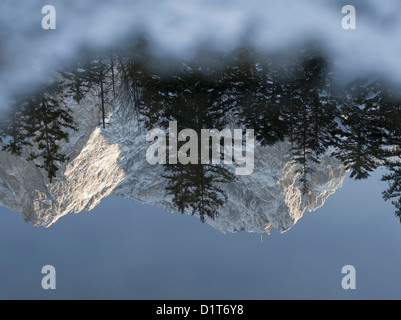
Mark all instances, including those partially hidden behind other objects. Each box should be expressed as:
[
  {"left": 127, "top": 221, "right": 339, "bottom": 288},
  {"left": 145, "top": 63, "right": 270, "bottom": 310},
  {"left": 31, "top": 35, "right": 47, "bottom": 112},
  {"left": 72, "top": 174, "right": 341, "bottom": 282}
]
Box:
[{"left": 0, "top": 95, "right": 346, "bottom": 233}]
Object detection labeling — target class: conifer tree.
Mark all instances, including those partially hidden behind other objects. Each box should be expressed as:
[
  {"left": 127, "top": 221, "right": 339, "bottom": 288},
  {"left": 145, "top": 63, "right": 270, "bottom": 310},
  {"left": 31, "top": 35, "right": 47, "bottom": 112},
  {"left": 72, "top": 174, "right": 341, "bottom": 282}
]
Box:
[
  {"left": 59, "top": 58, "right": 91, "bottom": 104},
  {"left": 24, "top": 83, "right": 77, "bottom": 183},
  {"left": 333, "top": 80, "right": 386, "bottom": 180}
]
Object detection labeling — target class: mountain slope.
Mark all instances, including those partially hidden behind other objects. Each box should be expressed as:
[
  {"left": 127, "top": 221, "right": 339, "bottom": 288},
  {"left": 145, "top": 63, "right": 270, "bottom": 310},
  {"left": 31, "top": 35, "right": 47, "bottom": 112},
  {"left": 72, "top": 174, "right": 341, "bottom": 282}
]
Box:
[{"left": 0, "top": 97, "right": 346, "bottom": 232}]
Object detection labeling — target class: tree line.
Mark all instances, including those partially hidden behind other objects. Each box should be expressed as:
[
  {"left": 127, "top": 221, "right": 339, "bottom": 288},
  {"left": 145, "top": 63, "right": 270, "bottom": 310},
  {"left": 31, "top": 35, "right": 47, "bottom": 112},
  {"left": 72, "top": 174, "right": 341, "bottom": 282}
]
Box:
[{"left": 1, "top": 39, "right": 401, "bottom": 222}]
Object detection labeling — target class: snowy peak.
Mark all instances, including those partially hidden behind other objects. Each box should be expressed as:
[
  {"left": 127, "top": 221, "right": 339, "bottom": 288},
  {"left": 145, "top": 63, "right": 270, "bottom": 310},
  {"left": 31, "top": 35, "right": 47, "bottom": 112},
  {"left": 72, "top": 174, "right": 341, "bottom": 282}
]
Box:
[{"left": 0, "top": 96, "right": 346, "bottom": 232}]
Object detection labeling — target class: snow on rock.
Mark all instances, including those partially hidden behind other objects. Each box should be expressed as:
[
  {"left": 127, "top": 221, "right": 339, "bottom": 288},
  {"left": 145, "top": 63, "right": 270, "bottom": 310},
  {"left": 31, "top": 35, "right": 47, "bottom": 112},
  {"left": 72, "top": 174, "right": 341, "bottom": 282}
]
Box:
[{"left": 0, "top": 97, "right": 346, "bottom": 233}]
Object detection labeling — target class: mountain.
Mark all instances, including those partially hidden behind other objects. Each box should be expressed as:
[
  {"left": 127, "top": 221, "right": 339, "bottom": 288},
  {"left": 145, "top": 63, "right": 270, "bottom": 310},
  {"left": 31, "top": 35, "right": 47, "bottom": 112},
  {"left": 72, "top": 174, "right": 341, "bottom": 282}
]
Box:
[{"left": 0, "top": 94, "right": 346, "bottom": 233}]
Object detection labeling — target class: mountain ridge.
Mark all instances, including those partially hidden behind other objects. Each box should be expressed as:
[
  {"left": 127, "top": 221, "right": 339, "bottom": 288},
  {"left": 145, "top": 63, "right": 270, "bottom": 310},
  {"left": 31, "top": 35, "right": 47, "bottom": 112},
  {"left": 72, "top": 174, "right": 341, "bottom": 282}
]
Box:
[{"left": 0, "top": 95, "right": 346, "bottom": 232}]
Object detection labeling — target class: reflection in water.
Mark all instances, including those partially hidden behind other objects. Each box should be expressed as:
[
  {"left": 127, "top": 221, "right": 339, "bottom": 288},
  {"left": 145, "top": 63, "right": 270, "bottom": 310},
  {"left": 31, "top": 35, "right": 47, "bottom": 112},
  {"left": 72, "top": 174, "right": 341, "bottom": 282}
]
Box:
[
  {"left": 0, "top": 82, "right": 77, "bottom": 183},
  {"left": 1, "top": 41, "right": 401, "bottom": 233}
]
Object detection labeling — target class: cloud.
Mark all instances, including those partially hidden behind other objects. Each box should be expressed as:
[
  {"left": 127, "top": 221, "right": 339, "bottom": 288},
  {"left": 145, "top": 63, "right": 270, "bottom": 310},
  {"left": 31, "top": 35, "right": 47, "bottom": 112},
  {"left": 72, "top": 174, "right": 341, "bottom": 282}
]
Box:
[{"left": 0, "top": 0, "right": 400, "bottom": 108}]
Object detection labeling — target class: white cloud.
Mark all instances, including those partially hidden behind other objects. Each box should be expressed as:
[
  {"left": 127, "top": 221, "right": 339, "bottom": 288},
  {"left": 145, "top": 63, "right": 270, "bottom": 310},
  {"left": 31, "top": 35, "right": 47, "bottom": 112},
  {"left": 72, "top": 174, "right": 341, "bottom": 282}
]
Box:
[{"left": 0, "top": 0, "right": 400, "bottom": 108}]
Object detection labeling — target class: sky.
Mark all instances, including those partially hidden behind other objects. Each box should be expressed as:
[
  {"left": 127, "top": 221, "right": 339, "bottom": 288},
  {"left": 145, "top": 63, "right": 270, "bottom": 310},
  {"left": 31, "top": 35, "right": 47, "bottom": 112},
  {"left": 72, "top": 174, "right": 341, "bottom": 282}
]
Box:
[{"left": 1, "top": 170, "right": 401, "bottom": 300}]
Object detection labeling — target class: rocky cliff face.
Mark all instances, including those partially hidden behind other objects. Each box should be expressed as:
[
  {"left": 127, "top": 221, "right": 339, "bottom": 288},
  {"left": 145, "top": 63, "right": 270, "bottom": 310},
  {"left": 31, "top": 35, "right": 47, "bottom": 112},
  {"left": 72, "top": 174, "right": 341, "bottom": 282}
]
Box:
[{"left": 0, "top": 95, "right": 346, "bottom": 233}]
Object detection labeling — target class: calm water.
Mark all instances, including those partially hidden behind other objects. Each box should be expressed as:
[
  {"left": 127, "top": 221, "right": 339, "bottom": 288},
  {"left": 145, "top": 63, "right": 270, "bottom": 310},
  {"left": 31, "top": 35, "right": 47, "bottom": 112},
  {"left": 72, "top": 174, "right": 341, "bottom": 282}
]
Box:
[
  {"left": 1, "top": 0, "right": 401, "bottom": 300},
  {"left": 1, "top": 170, "right": 401, "bottom": 300}
]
